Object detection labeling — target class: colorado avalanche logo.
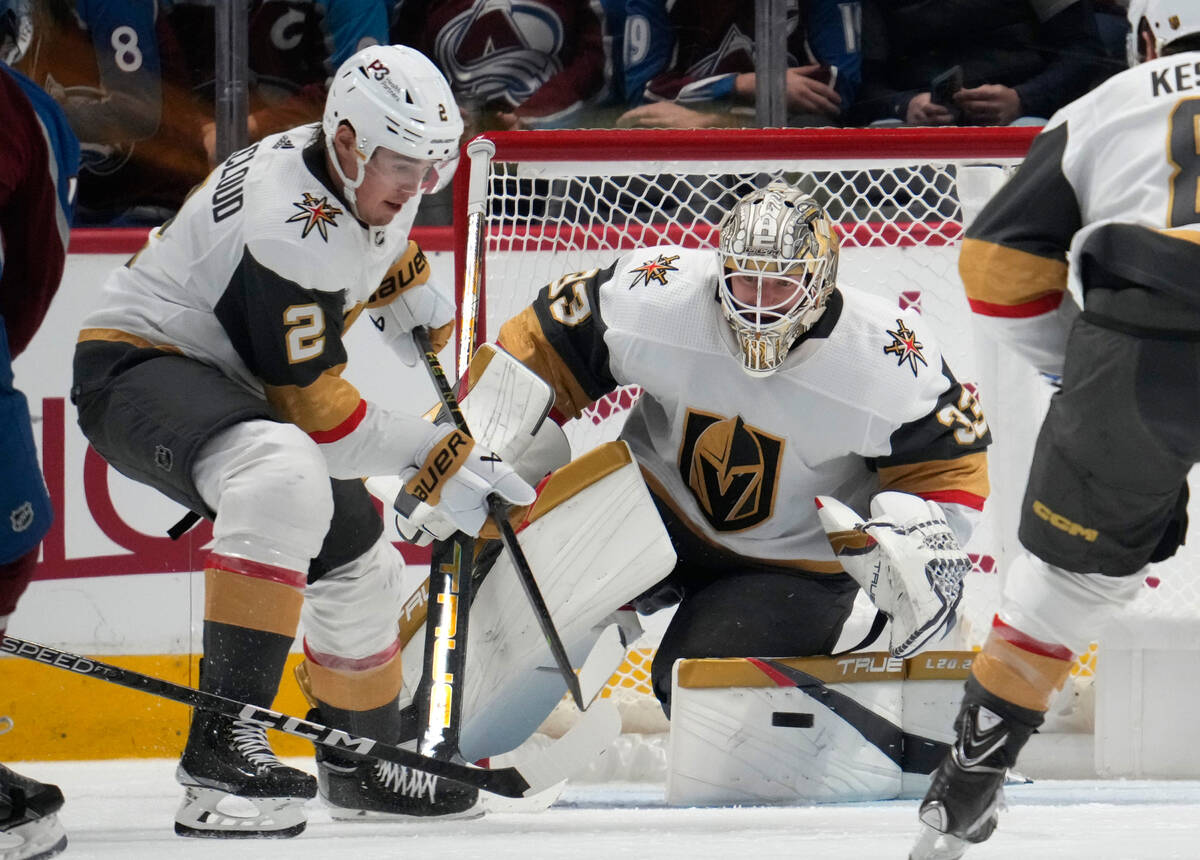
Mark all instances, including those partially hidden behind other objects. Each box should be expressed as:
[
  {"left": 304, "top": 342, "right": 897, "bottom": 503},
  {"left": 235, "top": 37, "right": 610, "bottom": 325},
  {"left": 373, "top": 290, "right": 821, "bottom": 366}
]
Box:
[
  {"left": 434, "top": 1, "right": 566, "bottom": 105},
  {"left": 883, "top": 319, "right": 928, "bottom": 376},
  {"left": 628, "top": 254, "right": 679, "bottom": 288},
  {"left": 287, "top": 193, "right": 343, "bottom": 241}
]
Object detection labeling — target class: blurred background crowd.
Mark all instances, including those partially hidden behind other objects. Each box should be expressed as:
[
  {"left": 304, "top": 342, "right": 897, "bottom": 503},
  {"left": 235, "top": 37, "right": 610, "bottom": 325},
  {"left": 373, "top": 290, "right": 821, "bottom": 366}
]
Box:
[{"left": 0, "top": 0, "right": 1130, "bottom": 228}]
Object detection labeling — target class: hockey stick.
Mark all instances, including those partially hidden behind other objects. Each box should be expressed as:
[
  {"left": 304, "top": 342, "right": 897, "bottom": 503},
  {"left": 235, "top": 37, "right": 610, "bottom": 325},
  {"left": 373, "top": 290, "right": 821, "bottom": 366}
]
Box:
[
  {"left": 0, "top": 635, "right": 618, "bottom": 797},
  {"left": 412, "top": 327, "right": 586, "bottom": 710}
]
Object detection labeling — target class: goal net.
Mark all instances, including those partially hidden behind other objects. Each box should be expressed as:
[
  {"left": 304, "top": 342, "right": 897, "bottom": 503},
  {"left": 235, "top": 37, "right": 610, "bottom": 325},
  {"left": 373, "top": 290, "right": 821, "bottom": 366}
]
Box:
[{"left": 448, "top": 127, "right": 1166, "bottom": 734}]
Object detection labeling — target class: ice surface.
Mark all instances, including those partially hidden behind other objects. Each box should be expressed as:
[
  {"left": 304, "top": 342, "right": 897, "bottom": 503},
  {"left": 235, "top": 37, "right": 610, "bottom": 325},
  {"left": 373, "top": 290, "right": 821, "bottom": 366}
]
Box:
[{"left": 14, "top": 758, "right": 1200, "bottom": 859}]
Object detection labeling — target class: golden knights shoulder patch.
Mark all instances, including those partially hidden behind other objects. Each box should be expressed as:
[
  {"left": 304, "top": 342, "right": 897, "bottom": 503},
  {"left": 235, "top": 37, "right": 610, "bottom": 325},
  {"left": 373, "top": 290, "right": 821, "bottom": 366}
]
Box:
[
  {"left": 287, "top": 192, "right": 343, "bottom": 241},
  {"left": 677, "top": 409, "right": 784, "bottom": 532},
  {"left": 628, "top": 253, "right": 680, "bottom": 288},
  {"left": 883, "top": 318, "right": 928, "bottom": 376}
]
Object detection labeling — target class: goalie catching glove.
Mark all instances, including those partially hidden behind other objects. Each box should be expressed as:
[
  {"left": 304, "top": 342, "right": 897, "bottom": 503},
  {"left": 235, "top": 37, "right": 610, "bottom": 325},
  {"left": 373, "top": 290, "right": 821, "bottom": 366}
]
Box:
[
  {"left": 816, "top": 491, "right": 970, "bottom": 657},
  {"left": 391, "top": 427, "right": 536, "bottom": 544}
]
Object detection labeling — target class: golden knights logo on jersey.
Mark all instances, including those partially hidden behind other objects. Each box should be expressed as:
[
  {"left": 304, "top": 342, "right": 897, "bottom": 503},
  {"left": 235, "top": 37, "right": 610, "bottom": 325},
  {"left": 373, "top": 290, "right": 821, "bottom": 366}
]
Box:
[
  {"left": 678, "top": 409, "right": 783, "bottom": 532},
  {"left": 883, "top": 319, "right": 927, "bottom": 376},
  {"left": 287, "top": 193, "right": 343, "bottom": 241},
  {"left": 628, "top": 254, "right": 680, "bottom": 288}
]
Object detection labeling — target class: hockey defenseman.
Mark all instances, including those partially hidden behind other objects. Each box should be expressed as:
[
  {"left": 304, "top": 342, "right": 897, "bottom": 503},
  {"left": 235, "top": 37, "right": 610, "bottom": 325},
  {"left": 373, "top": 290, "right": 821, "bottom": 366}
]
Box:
[
  {"left": 911, "top": 3, "right": 1200, "bottom": 858},
  {"left": 0, "top": 53, "right": 79, "bottom": 860},
  {"left": 71, "top": 45, "right": 535, "bottom": 837},
  {"left": 497, "top": 182, "right": 988, "bottom": 715}
]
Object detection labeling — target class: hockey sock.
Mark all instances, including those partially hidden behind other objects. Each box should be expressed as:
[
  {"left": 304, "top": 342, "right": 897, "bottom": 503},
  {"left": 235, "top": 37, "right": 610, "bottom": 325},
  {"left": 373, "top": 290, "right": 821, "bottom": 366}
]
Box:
[
  {"left": 201, "top": 560, "right": 305, "bottom": 706},
  {"left": 969, "top": 615, "right": 1075, "bottom": 713}
]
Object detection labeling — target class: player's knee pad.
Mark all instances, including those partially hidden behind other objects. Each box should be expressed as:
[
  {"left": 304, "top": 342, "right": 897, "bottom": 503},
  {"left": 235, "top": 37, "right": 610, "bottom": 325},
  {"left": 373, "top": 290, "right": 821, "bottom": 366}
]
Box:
[
  {"left": 301, "top": 535, "right": 406, "bottom": 663},
  {"left": 193, "top": 420, "right": 334, "bottom": 572},
  {"left": 998, "top": 550, "right": 1143, "bottom": 655}
]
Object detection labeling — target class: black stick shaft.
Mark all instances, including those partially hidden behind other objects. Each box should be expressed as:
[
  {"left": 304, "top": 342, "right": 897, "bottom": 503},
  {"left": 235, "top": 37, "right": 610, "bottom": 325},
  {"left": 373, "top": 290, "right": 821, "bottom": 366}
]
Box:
[
  {"left": 0, "top": 635, "right": 529, "bottom": 796},
  {"left": 413, "top": 328, "right": 584, "bottom": 709}
]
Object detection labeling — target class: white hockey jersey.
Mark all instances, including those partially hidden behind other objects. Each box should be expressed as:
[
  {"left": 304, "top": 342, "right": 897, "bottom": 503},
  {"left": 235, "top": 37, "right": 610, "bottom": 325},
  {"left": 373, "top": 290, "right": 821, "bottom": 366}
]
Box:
[
  {"left": 961, "top": 48, "right": 1200, "bottom": 376},
  {"left": 499, "top": 246, "right": 990, "bottom": 568},
  {"left": 78, "top": 125, "right": 445, "bottom": 479}
]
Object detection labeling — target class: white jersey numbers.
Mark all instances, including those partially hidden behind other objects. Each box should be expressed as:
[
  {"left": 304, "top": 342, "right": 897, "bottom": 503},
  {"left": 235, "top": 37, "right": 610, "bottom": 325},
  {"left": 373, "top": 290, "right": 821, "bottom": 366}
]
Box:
[
  {"left": 547, "top": 269, "right": 597, "bottom": 327},
  {"left": 1168, "top": 98, "right": 1200, "bottom": 227},
  {"left": 937, "top": 387, "right": 989, "bottom": 446},
  {"left": 284, "top": 303, "right": 326, "bottom": 363}
]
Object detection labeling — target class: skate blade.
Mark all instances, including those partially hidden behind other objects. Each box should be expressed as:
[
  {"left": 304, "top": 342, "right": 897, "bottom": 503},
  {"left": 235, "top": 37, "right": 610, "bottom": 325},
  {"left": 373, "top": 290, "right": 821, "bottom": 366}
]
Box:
[
  {"left": 324, "top": 801, "right": 484, "bottom": 822},
  {"left": 174, "top": 786, "right": 308, "bottom": 838},
  {"left": 909, "top": 822, "right": 969, "bottom": 860},
  {"left": 0, "top": 813, "right": 68, "bottom": 860}
]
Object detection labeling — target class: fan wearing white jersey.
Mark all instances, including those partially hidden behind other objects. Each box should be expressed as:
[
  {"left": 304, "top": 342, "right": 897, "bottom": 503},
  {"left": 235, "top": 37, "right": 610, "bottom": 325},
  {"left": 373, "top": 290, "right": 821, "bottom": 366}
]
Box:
[
  {"left": 498, "top": 183, "right": 989, "bottom": 714},
  {"left": 912, "top": 4, "right": 1200, "bottom": 858},
  {"left": 70, "top": 45, "right": 534, "bottom": 837}
]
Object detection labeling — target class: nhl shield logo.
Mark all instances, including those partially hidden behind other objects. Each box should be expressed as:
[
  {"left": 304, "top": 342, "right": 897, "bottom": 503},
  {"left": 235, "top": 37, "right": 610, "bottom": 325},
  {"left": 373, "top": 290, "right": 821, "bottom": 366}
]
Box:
[
  {"left": 155, "top": 445, "right": 174, "bottom": 472},
  {"left": 10, "top": 502, "right": 34, "bottom": 533},
  {"left": 678, "top": 410, "right": 784, "bottom": 532}
]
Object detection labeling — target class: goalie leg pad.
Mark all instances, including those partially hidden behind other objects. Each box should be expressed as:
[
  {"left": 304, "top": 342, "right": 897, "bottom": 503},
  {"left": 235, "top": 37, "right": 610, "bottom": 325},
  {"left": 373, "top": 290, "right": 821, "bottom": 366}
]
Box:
[{"left": 400, "top": 441, "right": 677, "bottom": 761}]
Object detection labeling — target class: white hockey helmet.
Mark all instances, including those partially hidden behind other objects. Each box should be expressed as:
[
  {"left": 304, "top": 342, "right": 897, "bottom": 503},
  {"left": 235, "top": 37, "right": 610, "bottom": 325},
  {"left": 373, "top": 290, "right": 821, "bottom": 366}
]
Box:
[
  {"left": 1127, "top": 0, "right": 1200, "bottom": 66},
  {"left": 323, "top": 44, "right": 464, "bottom": 211},
  {"left": 717, "top": 183, "right": 840, "bottom": 377}
]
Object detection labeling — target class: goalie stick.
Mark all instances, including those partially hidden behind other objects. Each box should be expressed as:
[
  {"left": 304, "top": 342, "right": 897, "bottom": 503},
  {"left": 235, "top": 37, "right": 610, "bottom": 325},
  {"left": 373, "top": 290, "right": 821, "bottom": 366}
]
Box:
[
  {"left": 412, "top": 326, "right": 586, "bottom": 711},
  {"left": 0, "top": 634, "right": 618, "bottom": 798}
]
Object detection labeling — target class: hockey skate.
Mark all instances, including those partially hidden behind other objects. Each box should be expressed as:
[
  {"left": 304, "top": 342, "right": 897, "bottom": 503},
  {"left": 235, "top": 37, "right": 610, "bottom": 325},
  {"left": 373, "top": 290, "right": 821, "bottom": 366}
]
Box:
[
  {"left": 174, "top": 710, "right": 317, "bottom": 839},
  {"left": 0, "top": 762, "right": 67, "bottom": 860},
  {"left": 910, "top": 699, "right": 1032, "bottom": 860},
  {"left": 315, "top": 744, "right": 482, "bottom": 821}
]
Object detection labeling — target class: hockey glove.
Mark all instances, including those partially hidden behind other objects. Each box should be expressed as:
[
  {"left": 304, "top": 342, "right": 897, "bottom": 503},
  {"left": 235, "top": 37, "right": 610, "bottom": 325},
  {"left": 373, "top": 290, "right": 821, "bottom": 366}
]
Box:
[
  {"left": 370, "top": 280, "right": 455, "bottom": 367},
  {"left": 816, "top": 492, "right": 970, "bottom": 657},
  {"left": 392, "top": 427, "right": 536, "bottom": 544}
]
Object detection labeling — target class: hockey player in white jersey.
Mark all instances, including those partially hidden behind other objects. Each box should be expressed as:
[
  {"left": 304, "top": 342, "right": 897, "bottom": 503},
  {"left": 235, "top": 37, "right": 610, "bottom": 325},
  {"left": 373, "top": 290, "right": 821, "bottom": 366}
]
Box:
[
  {"left": 911, "top": 4, "right": 1200, "bottom": 858},
  {"left": 497, "top": 182, "right": 987, "bottom": 716},
  {"left": 70, "top": 45, "right": 535, "bottom": 837}
]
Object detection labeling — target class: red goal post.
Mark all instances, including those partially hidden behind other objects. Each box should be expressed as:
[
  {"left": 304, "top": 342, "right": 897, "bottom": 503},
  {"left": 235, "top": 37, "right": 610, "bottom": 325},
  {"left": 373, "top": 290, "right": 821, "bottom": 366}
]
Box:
[{"left": 447, "top": 127, "right": 1125, "bottom": 718}]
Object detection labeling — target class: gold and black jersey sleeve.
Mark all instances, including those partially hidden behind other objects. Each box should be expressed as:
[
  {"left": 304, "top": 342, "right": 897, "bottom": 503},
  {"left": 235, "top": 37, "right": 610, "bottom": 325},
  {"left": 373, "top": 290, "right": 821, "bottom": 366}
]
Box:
[
  {"left": 870, "top": 359, "right": 991, "bottom": 511},
  {"left": 497, "top": 261, "right": 621, "bottom": 420},
  {"left": 960, "top": 123, "right": 1080, "bottom": 319},
  {"left": 214, "top": 245, "right": 362, "bottom": 434}
]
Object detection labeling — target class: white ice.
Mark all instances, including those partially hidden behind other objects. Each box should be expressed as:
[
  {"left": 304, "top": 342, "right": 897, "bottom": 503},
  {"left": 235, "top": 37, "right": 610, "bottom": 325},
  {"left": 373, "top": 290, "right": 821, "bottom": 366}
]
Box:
[{"left": 13, "top": 758, "right": 1200, "bottom": 859}]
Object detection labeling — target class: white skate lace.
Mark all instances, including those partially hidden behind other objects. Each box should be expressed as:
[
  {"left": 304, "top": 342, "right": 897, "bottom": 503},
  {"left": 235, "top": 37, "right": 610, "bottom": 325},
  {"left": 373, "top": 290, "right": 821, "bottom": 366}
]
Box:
[
  {"left": 230, "top": 719, "right": 285, "bottom": 770},
  {"left": 375, "top": 761, "right": 437, "bottom": 802}
]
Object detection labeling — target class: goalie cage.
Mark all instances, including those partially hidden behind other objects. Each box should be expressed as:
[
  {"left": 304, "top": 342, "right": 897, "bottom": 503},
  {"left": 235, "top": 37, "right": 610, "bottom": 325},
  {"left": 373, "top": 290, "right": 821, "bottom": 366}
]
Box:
[{"left": 452, "top": 127, "right": 1199, "bottom": 781}]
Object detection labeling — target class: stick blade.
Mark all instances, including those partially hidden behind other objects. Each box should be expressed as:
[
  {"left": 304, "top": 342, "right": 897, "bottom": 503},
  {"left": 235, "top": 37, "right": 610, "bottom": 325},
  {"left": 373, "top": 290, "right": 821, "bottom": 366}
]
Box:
[{"left": 505, "top": 698, "right": 621, "bottom": 794}]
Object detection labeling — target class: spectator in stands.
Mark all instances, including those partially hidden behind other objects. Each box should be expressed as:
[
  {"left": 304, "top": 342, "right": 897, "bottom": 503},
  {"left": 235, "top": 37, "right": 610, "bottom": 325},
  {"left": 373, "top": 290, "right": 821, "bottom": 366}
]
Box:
[
  {"left": 161, "top": 0, "right": 389, "bottom": 166},
  {"left": 3, "top": 0, "right": 205, "bottom": 225},
  {"left": 389, "top": 0, "right": 606, "bottom": 133},
  {"left": 616, "top": 0, "right": 861, "bottom": 129},
  {"left": 851, "top": 0, "right": 1106, "bottom": 127}
]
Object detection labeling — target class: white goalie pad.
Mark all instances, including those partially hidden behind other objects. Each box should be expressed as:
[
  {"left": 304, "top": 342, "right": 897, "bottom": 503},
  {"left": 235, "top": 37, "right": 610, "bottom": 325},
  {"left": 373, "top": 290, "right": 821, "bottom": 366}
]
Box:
[
  {"left": 458, "top": 343, "right": 567, "bottom": 479},
  {"left": 817, "top": 492, "right": 970, "bottom": 658},
  {"left": 665, "top": 651, "right": 975, "bottom": 805},
  {"left": 400, "top": 440, "right": 677, "bottom": 762}
]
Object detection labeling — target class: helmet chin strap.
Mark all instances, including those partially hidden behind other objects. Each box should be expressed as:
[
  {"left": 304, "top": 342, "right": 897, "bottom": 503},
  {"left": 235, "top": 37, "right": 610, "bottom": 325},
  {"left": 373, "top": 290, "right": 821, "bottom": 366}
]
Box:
[{"left": 325, "top": 135, "right": 367, "bottom": 219}]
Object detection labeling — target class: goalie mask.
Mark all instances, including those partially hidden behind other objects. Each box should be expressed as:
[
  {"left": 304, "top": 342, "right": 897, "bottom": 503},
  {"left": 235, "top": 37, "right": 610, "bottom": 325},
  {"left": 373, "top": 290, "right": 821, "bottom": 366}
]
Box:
[
  {"left": 1126, "top": 0, "right": 1200, "bottom": 66},
  {"left": 717, "top": 183, "right": 840, "bottom": 377},
  {"left": 323, "top": 45, "right": 464, "bottom": 215}
]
